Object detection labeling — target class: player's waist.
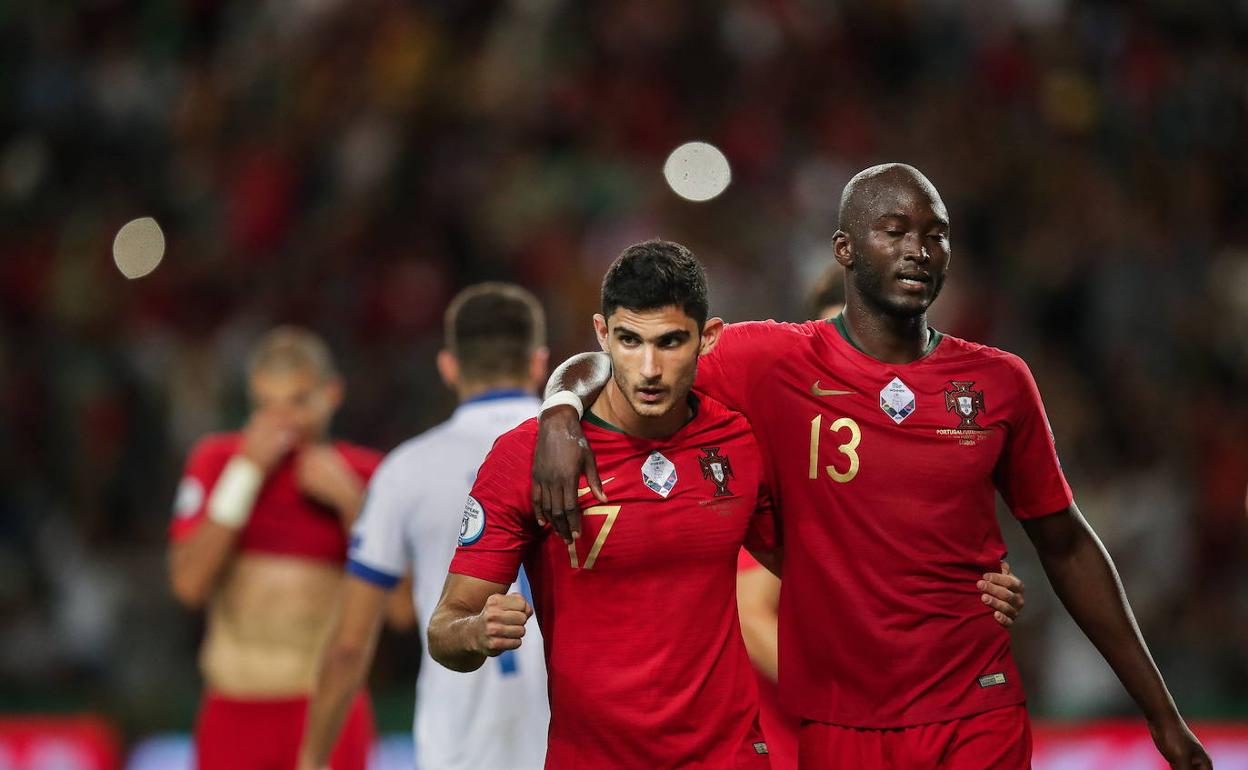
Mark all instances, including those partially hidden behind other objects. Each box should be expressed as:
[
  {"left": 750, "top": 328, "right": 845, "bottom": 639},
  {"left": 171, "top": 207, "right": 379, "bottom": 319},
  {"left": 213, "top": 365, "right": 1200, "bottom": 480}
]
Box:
[{"left": 779, "top": 633, "right": 1022, "bottom": 728}]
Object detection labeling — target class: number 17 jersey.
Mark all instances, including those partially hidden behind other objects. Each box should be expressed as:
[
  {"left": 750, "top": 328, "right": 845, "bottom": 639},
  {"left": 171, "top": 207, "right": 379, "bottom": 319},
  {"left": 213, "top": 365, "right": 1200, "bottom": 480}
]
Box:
[
  {"left": 450, "top": 394, "right": 776, "bottom": 769},
  {"left": 695, "top": 315, "right": 1073, "bottom": 729}
]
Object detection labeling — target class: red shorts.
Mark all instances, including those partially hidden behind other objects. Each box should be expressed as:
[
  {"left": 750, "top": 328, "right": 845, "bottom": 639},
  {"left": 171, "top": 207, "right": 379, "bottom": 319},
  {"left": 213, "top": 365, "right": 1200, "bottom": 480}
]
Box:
[
  {"left": 195, "top": 691, "right": 374, "bottom": 770},
  {"left": 797, "top": 705, "right": 1032, "bottom": 770}
]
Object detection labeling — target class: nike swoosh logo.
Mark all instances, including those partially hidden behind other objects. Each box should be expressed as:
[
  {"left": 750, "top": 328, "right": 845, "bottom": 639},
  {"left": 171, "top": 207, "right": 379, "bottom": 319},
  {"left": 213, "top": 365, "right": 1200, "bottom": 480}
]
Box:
[
  {"left": 810, "top": 381, "right": 856, "bottom": 397},
  {"left": 577, "top": 477, "right": 616, "bottom": 497}
]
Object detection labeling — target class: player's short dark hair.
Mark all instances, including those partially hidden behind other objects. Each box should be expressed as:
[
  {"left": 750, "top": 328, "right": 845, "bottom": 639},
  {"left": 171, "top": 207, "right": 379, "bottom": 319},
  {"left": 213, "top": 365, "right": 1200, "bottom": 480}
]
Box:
[
  {"left": 601, "top": 239, "right": 709, "bottom": 328},
  {"left": 247, "top": 326, "right": 339, "bottom": 381},
  {"left": 809, "top": 266, "right": 845, "bottom": 320},
  {"left": 445, "top": 282, "right": 546, "bottom": 384}
]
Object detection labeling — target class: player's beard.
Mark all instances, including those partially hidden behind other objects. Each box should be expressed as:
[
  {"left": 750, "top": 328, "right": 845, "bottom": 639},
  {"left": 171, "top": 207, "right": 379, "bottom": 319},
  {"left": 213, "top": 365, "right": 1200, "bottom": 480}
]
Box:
[{"left": 853, "top": 254, "right": 946, "bottom": 319}]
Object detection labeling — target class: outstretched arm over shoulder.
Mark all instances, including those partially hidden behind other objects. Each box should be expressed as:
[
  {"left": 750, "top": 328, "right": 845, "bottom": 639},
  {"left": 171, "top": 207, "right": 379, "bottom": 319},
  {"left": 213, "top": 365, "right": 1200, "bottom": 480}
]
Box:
[{"left": 531, "top": 352, "right": 612, "bottom": 542}]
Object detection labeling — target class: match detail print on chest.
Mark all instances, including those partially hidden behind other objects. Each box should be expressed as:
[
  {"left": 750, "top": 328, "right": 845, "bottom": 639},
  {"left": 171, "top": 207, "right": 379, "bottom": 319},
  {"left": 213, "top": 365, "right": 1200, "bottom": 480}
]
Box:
[{"left": 805, "top": 373, "right": 995, "bottom": 484}]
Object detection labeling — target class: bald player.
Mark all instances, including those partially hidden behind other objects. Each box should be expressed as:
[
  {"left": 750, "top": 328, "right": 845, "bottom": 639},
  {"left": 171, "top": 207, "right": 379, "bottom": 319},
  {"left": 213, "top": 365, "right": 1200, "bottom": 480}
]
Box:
[
  {"left": 169, "top": 327, "right": 382, "bottom": 770},
  {"left": 533, "top": 165, "right": 1211, "bottom": 769}
]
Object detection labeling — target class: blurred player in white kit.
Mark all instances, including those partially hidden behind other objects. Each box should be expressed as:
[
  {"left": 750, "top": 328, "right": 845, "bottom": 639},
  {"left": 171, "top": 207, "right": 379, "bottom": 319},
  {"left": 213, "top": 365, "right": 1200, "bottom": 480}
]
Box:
[{"left": 297, "top": 283, "right": 551, "bottom": 770}]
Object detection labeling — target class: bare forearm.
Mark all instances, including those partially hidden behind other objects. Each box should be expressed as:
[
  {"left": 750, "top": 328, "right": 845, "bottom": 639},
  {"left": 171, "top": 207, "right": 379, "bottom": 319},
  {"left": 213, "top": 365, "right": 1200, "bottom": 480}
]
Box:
[
  {"left": 168, "top": 522, "right": 240, "bottom": 608},
  {"left": 738, "top": 614, "right": 780, "bottom": 681},
  {"left": 299, "top": 645, "right": 374, "bottom": 768},
  {"left": 1029, "top": 516, "right": 1179, "bottom": 723},
  {"left": 428, "top": 605, "right": 488, "bottom": 673},
  {"left": 333, "top": 488, "right": 365, "bottom": 531},
  {"left": 544, "top": 352, "right": 611, "bottom": 402}
]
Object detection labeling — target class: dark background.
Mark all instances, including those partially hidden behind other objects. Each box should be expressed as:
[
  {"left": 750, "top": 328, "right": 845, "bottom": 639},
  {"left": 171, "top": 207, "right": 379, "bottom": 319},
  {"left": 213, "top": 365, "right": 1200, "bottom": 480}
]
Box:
[{"left": 1, "top": 0, "right": 1245, "bottom": 741}]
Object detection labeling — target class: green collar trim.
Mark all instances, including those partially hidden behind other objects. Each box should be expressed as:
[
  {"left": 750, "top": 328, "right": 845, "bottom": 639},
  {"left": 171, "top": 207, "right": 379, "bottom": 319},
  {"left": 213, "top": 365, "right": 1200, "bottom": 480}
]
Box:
[
  {"left": 830, "top": 313, "right": 944, "bottom": 359},
  {"left": 584, "top": 394, "right": 700, "bottom": 436},
  {"left": 584, "top": 409, "right": 626, "bottom": 434}
]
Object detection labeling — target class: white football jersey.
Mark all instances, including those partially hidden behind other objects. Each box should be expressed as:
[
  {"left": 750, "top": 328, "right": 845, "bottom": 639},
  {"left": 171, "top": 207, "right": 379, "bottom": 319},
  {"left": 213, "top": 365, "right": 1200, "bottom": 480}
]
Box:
[{"left": 348, "top": 390, "right": 548, "bottom": 770}]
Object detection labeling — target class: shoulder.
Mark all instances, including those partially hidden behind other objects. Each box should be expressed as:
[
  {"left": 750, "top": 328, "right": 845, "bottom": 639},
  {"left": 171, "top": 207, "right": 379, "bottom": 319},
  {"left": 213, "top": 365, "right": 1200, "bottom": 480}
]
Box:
[
  {"left": 483, "top": 419, "right": 540, "bottom": 465},
  {"left": 376, "top": 420, "right": 457, "bottom": 471},
  {"left": 721, "top": 319, "right": 823, "bottom": 345},
  {"left": 691, "top": 395, "right": 757, "bottom": 445},
  {"left": 185, "top": 432, "right": 241, "bottom": 466},
  {"left": 934, "top": 334, "right": 1042, "bottom": 406},
  {"left": 936, "top": 333, "right": 1031, "bottom": 375}
]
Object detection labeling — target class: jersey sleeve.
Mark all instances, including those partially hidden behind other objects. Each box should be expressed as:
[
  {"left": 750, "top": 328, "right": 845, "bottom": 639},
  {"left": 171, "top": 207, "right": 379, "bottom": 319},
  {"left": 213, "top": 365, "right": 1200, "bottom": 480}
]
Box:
[
  {"left": 743, "top": 482, "right": 778, "bottom": 553},
  {"left": 346, "top": 456, "right": 410, "bottom": 589},
  {"left": 169, "top": 438, "right": 233, "bottom": 542},
  {"left": 448, "top": 426, "right": 541, "bottom": 586},
  {"left": 695, "top": 320, "right": 809, "bottom": 413},
  {"left": 737, "top": 548, "right": 763, "bottom": 573},
  {"left": 994, "top": 356, "right": 1075, "bottom": 519}
]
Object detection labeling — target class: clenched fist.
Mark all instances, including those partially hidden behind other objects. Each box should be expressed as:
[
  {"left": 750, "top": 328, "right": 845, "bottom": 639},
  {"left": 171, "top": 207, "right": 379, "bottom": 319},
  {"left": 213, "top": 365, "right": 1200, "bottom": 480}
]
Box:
[{"left": 471, "top": 593, "right": 533, "bottom": 657}]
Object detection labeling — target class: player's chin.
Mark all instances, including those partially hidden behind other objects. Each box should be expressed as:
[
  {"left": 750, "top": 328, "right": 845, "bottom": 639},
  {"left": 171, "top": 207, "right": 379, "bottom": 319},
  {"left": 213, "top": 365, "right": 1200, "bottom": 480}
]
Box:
[
  {"left": 628, "top": 394, "right": 672, "bottom": 417},
  {"left": 883, "top": 293, "right": 933, "bottom": 317}
]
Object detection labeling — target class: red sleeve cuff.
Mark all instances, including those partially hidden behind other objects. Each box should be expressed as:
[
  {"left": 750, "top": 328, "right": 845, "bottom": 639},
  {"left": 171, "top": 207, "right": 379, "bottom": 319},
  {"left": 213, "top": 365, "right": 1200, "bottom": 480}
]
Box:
[
  {"left": 449, "top": 554, "right": 520, "bottom": 587},
  {"left": 1010, "top": 491, "right": 1074, "bottom": 521}
]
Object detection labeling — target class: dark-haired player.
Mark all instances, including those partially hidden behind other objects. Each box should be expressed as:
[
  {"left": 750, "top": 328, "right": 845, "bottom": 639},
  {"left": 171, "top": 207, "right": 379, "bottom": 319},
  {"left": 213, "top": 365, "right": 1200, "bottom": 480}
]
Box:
[
  {"left": 168, "top": 327, "right": 382, "bottom": 770},
  {"left": 534, "top": 165, "right": 1210, "bottom": 770},
  {"left": 428, "top": 241, "right": 776, "bottom": 769},
  {"left": 297, "top": 283, "right": 552, "bottom": 770}
]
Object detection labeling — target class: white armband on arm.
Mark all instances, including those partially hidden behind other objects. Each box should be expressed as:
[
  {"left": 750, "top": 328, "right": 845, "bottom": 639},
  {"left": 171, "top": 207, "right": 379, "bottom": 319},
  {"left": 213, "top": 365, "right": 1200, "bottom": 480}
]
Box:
[
  {"left": 540, "top": 390, "right": 585, "bottom": 418},
  {"left": 207, "top": 455, "right": 264, "bottom": 529}
]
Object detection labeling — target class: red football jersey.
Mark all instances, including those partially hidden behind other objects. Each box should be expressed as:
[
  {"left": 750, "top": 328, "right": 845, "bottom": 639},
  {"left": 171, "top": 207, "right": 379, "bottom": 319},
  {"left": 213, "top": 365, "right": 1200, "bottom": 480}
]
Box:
[
  {"left": 450, "top": 396, "right": 775, "bottom": 770},
  {"left": 697, "top": 316, "right": 1073, "bottom": 728},
  {"left": 170, "top": 433, "right": 382, "bottom": 563}
]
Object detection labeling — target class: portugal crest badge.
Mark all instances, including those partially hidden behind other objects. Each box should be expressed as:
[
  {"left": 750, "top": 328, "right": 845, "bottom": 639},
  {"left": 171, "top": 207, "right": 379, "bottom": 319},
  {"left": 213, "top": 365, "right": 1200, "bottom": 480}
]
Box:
[
  {"left": 698, "top": 447, "right": 734, "bottom": 497},
  {"left": 945, "top": 381, "right": 986, "bottom": 430}
]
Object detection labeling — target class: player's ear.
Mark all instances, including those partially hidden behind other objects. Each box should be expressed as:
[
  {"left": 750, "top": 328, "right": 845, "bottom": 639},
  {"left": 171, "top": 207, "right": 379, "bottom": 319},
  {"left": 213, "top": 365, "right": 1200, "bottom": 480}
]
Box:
[
  {"left": 322, "top": 376, "right": 345, "bottom": 412},
  {"left": 593, "top": 314, "right": 610, "bottom": 352},
  {"left": 699, "top": 316, "right": 725, "bottom": 356},
  {"left": 436, "top": 349, "right": 459, "bottom": 389},
  {"left": 528, "top": 346, "right": 550, "bottom": 390},
  {"left": 832, "top": 230, "right": 853, "bottom": 268}
]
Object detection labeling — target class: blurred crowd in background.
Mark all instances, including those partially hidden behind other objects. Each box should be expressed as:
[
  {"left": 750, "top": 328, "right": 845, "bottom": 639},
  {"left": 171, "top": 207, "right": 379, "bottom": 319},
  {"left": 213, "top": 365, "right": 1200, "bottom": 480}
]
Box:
[{"left": 1, "top": 0, "right": 1246, "bottom": 741}]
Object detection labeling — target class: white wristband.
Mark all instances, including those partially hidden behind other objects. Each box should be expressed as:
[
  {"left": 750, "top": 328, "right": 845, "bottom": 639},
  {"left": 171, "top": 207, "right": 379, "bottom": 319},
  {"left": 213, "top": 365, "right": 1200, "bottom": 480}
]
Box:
[
  {"left": 207, "top": 455, "right": 264, "bottom": 529},
  {"left": 540, "top": 390, "right": 585, "bottom": 419}
]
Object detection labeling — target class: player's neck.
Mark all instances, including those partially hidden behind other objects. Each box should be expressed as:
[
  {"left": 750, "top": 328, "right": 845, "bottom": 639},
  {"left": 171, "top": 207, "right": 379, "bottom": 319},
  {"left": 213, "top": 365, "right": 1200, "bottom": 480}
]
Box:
[
  {"left": 590, "top": 382, "right": 691, "bottom": 439},
  {"left": 839, "top": 302, "right": 932, "bottom": 364}
]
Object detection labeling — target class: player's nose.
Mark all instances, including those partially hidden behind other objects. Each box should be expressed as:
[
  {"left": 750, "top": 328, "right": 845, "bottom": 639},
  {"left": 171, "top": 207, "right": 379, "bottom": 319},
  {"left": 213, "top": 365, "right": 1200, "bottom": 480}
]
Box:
[
  {"left": 901, "top": 232, "right": 928, "bottom": 263},
  {"left": 640, "top": 346, "right": 662, "bottom": 379}
]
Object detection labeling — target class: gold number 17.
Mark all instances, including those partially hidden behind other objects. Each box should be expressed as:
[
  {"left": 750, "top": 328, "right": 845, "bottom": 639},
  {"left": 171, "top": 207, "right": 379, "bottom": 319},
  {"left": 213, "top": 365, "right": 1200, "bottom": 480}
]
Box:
[{"left": 567, "top": 505, "right": 622, "bottom": 569}]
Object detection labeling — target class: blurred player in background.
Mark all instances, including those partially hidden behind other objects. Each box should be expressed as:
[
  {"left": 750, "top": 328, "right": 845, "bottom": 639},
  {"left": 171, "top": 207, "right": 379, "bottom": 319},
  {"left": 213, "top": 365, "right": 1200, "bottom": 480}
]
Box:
[
  {"left": 534, "top": 165, "right": 1210, "bottom": 770},
  {"left": 297, "top": 284, "right": 551, "bottom": 770},
  {"left": 168, "top": 327, "right": 383, "bottom": 770},
  {"left": 429, "top": 242, "right": 778, "bottom": 769}
]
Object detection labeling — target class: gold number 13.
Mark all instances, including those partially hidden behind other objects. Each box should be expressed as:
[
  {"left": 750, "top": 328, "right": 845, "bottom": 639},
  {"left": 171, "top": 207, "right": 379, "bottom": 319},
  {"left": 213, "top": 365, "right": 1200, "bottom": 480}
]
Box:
[{"left": 809, "top": 415, "right": 861, "bottom": 482}]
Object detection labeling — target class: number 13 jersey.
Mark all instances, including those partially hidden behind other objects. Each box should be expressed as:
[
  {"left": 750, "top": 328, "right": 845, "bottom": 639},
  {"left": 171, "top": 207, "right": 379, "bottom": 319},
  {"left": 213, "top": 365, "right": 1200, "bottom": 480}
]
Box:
[
  {"left": 451, "top": 394, "right": 776, "bottom": 770},
  {"left": 695, "top": 315, "right": 1073, "bottom": 729}
]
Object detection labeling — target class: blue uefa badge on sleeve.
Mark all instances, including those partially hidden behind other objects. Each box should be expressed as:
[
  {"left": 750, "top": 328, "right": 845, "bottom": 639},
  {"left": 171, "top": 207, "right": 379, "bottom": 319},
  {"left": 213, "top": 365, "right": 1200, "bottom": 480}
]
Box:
[{"left": 459, "top": 496, "right": 486, "bottom": 546}]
